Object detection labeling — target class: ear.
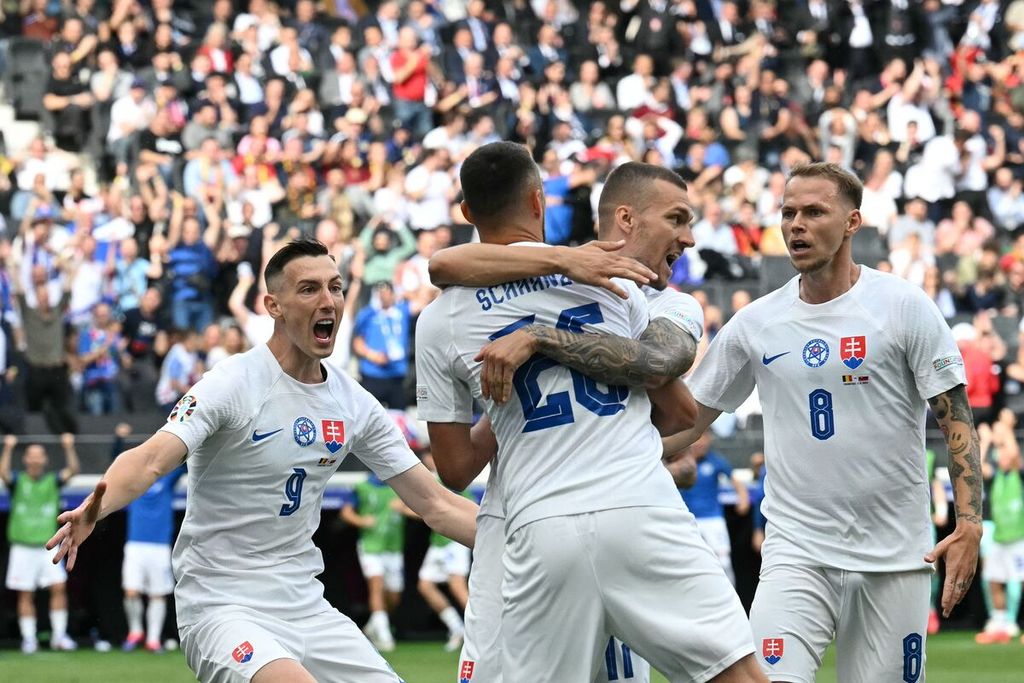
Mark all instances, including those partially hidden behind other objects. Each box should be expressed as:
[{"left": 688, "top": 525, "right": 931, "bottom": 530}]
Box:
[
  {"left": 614, "top": 205, "right": 635, "bottom": 235},
  {"left": 846, "top": 208, "right": 863, "bottom": 238},
  {"left": 459, "top": 199, "right": 473, "bottom": 224},
  {"left": 264, "top": 292, "right": 282, "bottom": 320},
  {"left": 531, "top": 188, "right": 544, "bottom": 219}
]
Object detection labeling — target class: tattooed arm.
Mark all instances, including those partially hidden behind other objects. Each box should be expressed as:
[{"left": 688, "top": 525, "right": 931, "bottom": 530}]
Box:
[
  {"left": 925, "top": 384, "right": 983, "bottom": 617},
  {"left": 475, "top": 318, "right": 698, "bottom": 404}
]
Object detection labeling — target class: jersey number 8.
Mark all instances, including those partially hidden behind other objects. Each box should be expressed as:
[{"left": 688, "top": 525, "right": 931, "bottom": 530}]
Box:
[
  {"left": 490, "top": 303, "right": 629, "bottom": 433},
  {"left": 808, "top": 388, "right": 835, "bottom": 440}
]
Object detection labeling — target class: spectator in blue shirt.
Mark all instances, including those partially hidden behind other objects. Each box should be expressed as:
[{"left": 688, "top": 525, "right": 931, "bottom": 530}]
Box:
[
  {"left": 353, "top": 282, "right": 411, "bottom": 409},
  {"left": 680, "top": 432, "right": 750, "bottom": 585},
  {"left": 540, "top": 149, "right": 597, "bottom": 245},
  {"left": 165, "top": 217, "right": 216, "bottom": 332}
]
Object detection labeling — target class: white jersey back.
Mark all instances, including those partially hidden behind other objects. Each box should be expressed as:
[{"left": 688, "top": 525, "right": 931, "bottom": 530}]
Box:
[
  {"left": 688, "top": 267, "right": 966, "bottom": 572},
  {"left": 415, "top": 267, "right": 684, "bottom": 535},
  {"left": 161, "top": 344, "right": 419, "bottom": 627}
]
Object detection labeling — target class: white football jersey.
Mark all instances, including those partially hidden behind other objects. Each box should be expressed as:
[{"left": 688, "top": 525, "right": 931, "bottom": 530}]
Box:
[
  {"left": 416, "top": 249, "right": 688, "bottom": 535},
  {"left": 161, "top": 344, "right": 420, "bottom": 628},
  {"left": 688, "top": 267, "right": 966, "bottom": 572}
]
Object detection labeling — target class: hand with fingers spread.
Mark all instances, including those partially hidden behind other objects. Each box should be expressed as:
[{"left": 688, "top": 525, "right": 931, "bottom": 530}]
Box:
[
  {"left": 475, "top": 328, "right": 538, "bottom": 404},
  {"left": 560, "top": 241, "right": 656, "bottom": 298},
  {"left": 46, "top": 481, "right": 108, "bottom": 571},
  {"left": 924, "top": 520, "right": 982, "bottom": 617}
]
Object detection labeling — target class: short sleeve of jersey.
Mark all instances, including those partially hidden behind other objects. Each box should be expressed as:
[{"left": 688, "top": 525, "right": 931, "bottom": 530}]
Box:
[
  {"left": 900, "top": 287, "right": 967, "bottom": 400},
  {"left": 352, "top": 400, "right": 420, "bottom": 481},
  {"left": 415, "top": 296, "right": 474, "bottom": 424},
  {"left": 158, "top": 365, "right": 248, "bottom": 455},
  {"left": 647, "top": 289, "right": 704, "bottom": 342},
  {"left": 688, "top": 313, "right": 757, "bottom": 412}
]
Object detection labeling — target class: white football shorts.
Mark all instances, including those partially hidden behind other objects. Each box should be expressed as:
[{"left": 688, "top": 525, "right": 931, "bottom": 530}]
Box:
[
  {"left": 982, "top": 538, "right": 1024, "bottom": 584},
  {"left": 5, "top": 544, "right": 67, "bottom": 591},
  {"left": 357, "top": 545, "right": 405, "bottom": 593},
  {"left": 502, "top": 506, "right": 753, "bottom": 683},
  {"left": 419, "top": 543, "right": 471, "bottom": 584},
  {"left": 180, "top": 604, "right": 404, "bottom": 683},
  {"left": 750, "top": 564, "right": 930, "bottom": 683},
  {"left": 122, "top": 541, "right": 175, "bottom": 595}
]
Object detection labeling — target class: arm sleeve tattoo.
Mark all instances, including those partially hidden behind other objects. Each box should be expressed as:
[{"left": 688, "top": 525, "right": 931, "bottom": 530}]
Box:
[
  {"left": 927, "top": 385, "right": 983, "bottom": 526},
  {"left": 526, "top": 318, "right": 698, "bottom": 388}
]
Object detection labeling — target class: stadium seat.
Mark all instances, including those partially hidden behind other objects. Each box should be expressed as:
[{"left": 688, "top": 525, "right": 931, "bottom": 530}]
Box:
[{"left": 5, "top": 37, "right": 48, "bottom": 121}]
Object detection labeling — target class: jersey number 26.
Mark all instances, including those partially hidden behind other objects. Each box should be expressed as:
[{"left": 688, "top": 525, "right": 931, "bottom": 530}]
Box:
[{"left": 490, "top": 303, "right": 629, "bottom": 433}]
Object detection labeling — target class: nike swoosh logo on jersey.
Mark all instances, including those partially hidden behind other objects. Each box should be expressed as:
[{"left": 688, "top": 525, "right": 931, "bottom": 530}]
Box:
[
  {"left": 762, "top": 351, "right": 790, "bottom": 365},
  {"left": 252, "top": 429, "right": 283, "bottom": 442}
]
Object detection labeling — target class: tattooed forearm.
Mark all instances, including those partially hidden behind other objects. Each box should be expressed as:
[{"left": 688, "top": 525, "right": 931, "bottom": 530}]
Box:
[
  {"left": 526, "top": 318, "right": 698, "bottom": 388},
  {"left": 928, "top": 385, "right": 983, "bottom": 526}
]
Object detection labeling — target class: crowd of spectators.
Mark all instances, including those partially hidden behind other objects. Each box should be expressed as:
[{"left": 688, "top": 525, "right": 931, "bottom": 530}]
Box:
[{"left": 0, "top": 0, "right": 1022, "bottom": 436}]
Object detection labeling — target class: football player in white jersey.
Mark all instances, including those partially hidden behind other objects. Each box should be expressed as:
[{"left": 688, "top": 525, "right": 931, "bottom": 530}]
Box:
[
  {"left": 47, "top": 239, "right": 479, "bottom": 683},
  {"left": 427, "top": 161, "right": 711, "bottom": 683},
  {"left": 666, "top": 163, "right": 983, "bottom": 682},
  {"left": 417, "top": 145, "right": 767, "bottom": 683}
]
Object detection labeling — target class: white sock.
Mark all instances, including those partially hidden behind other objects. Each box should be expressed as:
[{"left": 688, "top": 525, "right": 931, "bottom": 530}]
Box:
[
  {"left": 50, "top": 609, "right": 68, "bottom": 641},
  {"left": 439, "top": 606, "right": 463, "bottom": 633},
  {"left": 993, "top": 609, "right": 1008, "bottom": 629},
  {"left": 146, "top": 597, "right": 166, "bottom": 645},
  {"left": 124, "top": 596, "right": 143, "bottom": 635},
  {"left": 19, "top": 616, "right": 37, "bottom": 643},
  {"left": 370, "top": 610, "right": 391, "bottom": 633}
]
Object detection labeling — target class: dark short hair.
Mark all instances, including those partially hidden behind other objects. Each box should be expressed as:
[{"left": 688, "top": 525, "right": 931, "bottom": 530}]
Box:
[
  {"left": 460, "top": 142, "right": 541, "bottom": 221},
  {"left": 264, "top": 238, "right": 330, "bottom": 292},
  {"left": 597, "top": 162, "right": 688, "bottom": 233},
  {"left": 787, "top": 162, "right": 863, "bottom": 209}
]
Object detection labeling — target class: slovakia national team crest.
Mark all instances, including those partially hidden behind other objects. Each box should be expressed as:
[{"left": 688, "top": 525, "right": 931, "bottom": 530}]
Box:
[
  {"left": 802, "top": 338, "right": 830, "bottom": 368},
  {"left": 231, "top": 640, "right": 254, "bottom": 664},
  {"left": 840, "top": 336, "right": 866, "bottom": 370},
  {"left": 322, "top": 419, "right": 346, "bottom": 453},
  {"left": 762, "top": 638, "right": 784, "bottom": 666},
  {"left": 459, "top": 660, "right": 475, "bottom": 682},
  {"left": 293, "top": 417, "right": 317, "bottom": 447}
]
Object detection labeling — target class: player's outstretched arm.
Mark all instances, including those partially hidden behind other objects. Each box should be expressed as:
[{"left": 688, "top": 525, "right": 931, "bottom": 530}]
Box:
[
  {"left": 386, "top": 463, "right": 478, "bottom": 548},
  {"left": 47, "top": 431, "right": 188, "bottom": 571},
  {"left": 477, "top": 318, "right": 697, "bottom": 403},
  {"left": 925, "top": 384, "right": 983, "bottom": 617},
  {"left": 427, "top": 241, "right": 655, "bottom": 299}
]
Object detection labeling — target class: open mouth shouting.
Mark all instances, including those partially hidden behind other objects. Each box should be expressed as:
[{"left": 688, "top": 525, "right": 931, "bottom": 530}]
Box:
[{"left": 313, "top": 317, "right": 335, "bottom": 345}]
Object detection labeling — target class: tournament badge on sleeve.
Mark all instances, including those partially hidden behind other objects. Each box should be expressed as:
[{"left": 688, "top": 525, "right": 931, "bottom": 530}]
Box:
[
  {"left": 167, "top": 395, "right": 198, "bottom": 423},
  {"left": 762, "top": 638, "right": 784, "bottom": 666}
]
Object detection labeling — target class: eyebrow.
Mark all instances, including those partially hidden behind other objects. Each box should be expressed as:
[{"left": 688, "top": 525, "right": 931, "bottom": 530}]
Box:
[{"left": 295, "top": 276, "right": 343, "bottom": 288}]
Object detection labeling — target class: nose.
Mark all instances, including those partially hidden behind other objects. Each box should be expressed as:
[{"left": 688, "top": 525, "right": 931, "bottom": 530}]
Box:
[{"left": 678, "top": 226, "right": 695, "bottom": 249}]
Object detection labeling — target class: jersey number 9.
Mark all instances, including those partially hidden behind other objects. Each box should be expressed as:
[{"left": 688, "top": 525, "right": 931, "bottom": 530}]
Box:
[{"left": 280, "top": 468, "right": 308, "bottom": 516}]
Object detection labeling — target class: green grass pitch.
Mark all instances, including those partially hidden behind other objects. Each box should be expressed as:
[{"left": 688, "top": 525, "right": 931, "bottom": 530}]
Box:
[{"left": 0, "top": 632, "right": 1019, "bottom": 682}]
